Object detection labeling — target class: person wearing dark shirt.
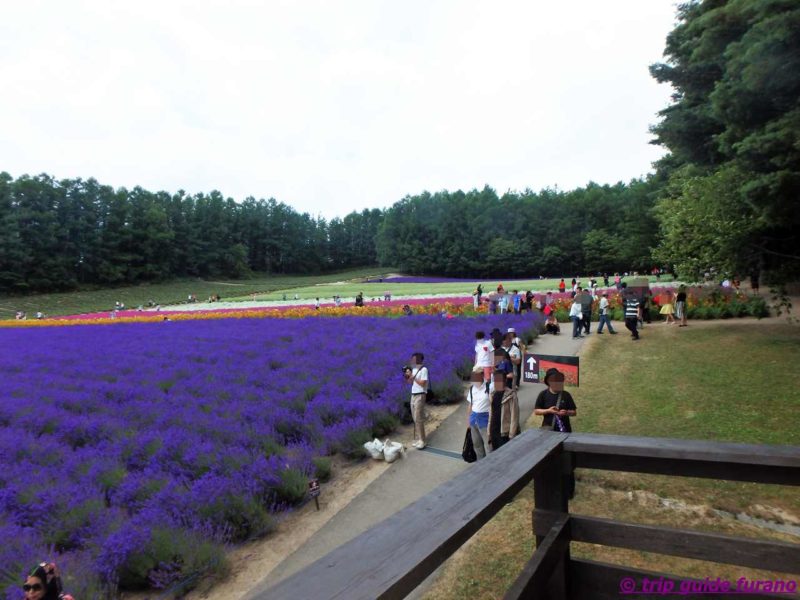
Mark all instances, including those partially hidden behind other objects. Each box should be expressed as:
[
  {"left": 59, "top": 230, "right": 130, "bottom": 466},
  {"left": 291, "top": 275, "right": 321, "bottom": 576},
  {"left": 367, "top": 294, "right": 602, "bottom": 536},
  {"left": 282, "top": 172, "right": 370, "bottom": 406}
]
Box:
[
  {"left": 534, "top": 368, "right": 577, "bottom": 432},
  {"left": 676, "top": 286, "right": 688, "bottom": 327},
  {"left": 534, "top": 368, "right": 577, "bottom": 497}
]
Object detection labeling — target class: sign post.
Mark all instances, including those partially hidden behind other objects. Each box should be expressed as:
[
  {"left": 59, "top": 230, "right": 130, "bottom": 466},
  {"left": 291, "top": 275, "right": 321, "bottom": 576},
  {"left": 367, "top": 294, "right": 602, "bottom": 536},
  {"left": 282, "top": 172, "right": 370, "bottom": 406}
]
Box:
[
  {"left": 308, "top": 478, "right": 321, "bottom": 510},
  {"left": 523, "top": 353, "right": 580, "bottom": 386}
]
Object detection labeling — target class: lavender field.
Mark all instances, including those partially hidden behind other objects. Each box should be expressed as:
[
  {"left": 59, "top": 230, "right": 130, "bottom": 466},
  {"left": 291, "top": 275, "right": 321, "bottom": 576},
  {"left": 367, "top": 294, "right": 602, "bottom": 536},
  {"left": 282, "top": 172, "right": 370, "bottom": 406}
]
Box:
[{"left": 0, "top": 313, "right": 539, "bottom": 597}]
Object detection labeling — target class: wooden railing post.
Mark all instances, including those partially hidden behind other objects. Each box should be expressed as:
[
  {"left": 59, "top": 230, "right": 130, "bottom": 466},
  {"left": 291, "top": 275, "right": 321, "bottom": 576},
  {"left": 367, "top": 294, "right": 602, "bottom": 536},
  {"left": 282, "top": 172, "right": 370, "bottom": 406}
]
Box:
[{"left": 532, "top": 442, "right": 570, "bottom": 599}]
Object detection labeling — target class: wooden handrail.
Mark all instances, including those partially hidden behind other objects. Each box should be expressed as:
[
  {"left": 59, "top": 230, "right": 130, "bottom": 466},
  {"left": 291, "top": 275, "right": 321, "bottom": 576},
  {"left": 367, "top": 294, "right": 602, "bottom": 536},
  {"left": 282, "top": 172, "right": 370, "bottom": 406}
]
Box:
[
  {"left": 256, "top": 432, "right": 800, "bottom": 600},
  {"left": 257, "top": 429, "right": 567, "bottom": 600}
]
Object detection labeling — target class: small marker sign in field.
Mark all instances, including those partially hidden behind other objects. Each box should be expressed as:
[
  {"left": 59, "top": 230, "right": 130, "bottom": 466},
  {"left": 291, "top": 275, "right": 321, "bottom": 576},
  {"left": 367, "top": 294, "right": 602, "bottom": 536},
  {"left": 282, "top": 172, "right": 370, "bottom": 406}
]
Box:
[
  {"left": 309, "top": 478, "right": 321, "bottom": 510},
  {"left": 523, "top": 353, "right": 580, "bottom": 386}
]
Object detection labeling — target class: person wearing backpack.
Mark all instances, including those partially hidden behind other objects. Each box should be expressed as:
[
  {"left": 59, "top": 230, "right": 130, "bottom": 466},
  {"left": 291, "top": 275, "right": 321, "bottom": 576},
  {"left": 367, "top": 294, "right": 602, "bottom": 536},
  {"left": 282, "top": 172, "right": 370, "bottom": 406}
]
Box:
[{"left": 404, "top": 352, "right": 429, "bottom": 449}]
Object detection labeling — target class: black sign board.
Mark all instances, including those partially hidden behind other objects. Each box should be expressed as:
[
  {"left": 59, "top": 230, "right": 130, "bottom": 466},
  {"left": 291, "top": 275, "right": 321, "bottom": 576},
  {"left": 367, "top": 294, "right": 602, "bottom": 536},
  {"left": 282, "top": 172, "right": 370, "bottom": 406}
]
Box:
[
  {"left": 523, "top": 353, "right": 580, "bottom": 386},
  {"left": 308, "top": 478, "right": 321, "bottom": 498}
]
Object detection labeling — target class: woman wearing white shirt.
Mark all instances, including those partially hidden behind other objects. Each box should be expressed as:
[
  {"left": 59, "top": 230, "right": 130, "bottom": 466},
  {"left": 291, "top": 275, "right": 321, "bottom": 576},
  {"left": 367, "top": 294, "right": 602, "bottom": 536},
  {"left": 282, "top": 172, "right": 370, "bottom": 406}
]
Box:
[{"left": 569, "top": 299, "right": 583, "bottom": 339}]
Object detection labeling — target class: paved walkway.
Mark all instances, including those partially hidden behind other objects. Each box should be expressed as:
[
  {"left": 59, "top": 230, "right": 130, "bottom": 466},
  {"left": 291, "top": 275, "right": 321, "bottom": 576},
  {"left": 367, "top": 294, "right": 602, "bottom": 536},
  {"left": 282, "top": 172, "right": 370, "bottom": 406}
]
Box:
[{"left": 245, "top": 329, "right": 586, "bottom": 599}]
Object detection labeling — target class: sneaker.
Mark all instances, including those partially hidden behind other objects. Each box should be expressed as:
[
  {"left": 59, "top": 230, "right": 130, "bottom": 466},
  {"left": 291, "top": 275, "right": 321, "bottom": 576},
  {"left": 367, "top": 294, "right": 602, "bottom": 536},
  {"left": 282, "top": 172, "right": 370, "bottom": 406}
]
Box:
[
  {"left": 412, "top": 441, "right": 422, "bottom": 448},
  {"left": 597, "top": 331, "right": 604, "bottom": 334},
  {"left": 609, "top": 331, "right": 617, "bottom": 335},
  {"left": 416, "top": 442, "right": 426, "bottom": 449}
]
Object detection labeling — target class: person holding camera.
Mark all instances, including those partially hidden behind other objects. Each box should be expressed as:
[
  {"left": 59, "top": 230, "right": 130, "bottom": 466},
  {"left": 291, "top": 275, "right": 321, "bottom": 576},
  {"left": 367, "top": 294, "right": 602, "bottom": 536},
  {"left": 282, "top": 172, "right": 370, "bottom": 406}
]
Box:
[{"left": 404, "top": 352, "right": 429, "bottom": 449}]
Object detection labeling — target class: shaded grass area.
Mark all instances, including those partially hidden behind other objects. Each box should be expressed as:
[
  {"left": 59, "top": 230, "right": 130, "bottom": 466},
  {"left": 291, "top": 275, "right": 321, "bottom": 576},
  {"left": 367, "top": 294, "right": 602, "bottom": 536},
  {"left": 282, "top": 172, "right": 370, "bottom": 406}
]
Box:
[
  {"left": 423, "top": 322, "right": 800, "bottom": 600},
  {"left": 237, "top": 275, "right": 675, "bottom": 302},
  {"left": 0, "top": 267, "right": 392, "bottom": 318}
]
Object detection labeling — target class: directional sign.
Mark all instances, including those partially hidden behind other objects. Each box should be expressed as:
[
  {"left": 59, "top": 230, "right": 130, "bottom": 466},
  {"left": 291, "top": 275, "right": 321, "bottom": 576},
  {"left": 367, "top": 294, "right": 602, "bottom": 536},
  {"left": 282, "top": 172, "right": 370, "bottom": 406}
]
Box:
[
  {"left": 523, "top": 353, "right": 580, "bottom": 386},
  {"left": 308, "top": 478, "right": 321, "bottom": 498}
]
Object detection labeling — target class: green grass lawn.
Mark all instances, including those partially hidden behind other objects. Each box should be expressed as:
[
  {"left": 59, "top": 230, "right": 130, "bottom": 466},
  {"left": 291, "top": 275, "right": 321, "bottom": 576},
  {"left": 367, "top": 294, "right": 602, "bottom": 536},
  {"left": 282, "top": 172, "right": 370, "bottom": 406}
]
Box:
[
  {"left": 233, "top": 275, "right": 676, "bottom": 301},
  {"left": 423, "top": 321, "right": 800, "bottom": 600},
  {"left": 0, "top": 267, "right": 394, "bottom": 318}
]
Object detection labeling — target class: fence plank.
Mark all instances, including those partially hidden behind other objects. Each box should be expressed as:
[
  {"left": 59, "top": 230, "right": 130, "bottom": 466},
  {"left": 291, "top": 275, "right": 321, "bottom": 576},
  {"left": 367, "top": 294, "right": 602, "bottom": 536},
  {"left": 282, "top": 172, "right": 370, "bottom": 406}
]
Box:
[
  {"left": 565, "top": 434, "right": 800, "bottom": 485},
  {"left": 504, "top": 515, "right": 570, "bottom": 600},
  {"left": 258, "top": 429, "right": 568, "bottom": 600},
  {"left": 569, "top": 558, "right": 791, "bottom": 599},
  {"left": 534, "top": 512, "right": 800, "bottom": 574}
]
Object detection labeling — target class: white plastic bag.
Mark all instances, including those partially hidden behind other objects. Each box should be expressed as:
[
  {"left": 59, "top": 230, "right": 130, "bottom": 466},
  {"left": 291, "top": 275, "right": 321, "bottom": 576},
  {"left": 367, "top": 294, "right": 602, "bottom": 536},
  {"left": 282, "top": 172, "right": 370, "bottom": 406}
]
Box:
[
  {"left": 383, "top": 438, "right": 403, "bottom": 463},
  {"left": 363, "top": 438, "right": 385, "bottom": 460}
]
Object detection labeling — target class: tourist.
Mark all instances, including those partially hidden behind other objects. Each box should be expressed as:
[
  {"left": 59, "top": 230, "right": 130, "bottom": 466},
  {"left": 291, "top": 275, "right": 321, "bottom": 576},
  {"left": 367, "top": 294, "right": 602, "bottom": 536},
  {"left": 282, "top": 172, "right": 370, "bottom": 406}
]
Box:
[
  {"left": 569, "top": 297, "right": 583, "bottom": 339},
  {"left": 315, "top": 297, "right": 320, "bottom": 310},
  {"left": 525, "top": 290, "right": 534, "bottom": 312},
  {"left": 402, "top": 304, "right": 413, "bottom": 316},
  {"left": 534, "top": 368, "right": 577, "bottom": 433},
  {"left": 641, "top": 289, "right": 652, "bottom": 325},
  {"left": 558, "top": 279, "right": 566, "bottom": 294},
  {"left": 603, "top": 273, "right": 610, "bottom": 287},
  {"left": 659, "top": 289, "right": 675, "bottom": 324},
  {"left": 472, "top": 287, "right": 480, "bottom": 309},
  {"left": 474, "top": 331, "right": 494, "bottom": 392},
  {"left": 676, "top": 285, "right": 688, "bottom": 327},
  {"left": 750, "top": 273, "right": 760, "bottom": 294},
  {"left": 355, "top": 292, "right": 364, "bottom": 307},
  {"left": 534, "top": 368, "right": 577, "bottom": 497},
  {"left": 512, "top": 290, "right": 521, "bottom": 315},
  {"left": 466, "top": 372, "right": 491, "bottom": 459},
  {"left": 614, "top": 273, "right": 621, "bottom": 290},
  {"left": 35, "top": 311, "right": 44, "bottom": 320},
  {"left": 578, "top": 287, "right": 594, "bottom": 335},
  {"left": 489, "top": 342, "right": 514, "bottom": 451},
  {"left": 596, "top": 293, "right": 617, "bottom": 334},
  {"left": 22, "top": 562, "right": 74, "bottom": 600},
  {"left": 501, "top": 332, "right": 521, "bottom": 441},
  {"left": 476, "top": 284, "right": 483, "bottom": 304},
  {"left": 498, "top": 291, "right": 509, "bottom": 314},
  {"left": 545, "top": 313, "right": 561, "bottom": 335},
  {"left": 404, "top": 352, "right": 428, "bottom": 449},
  {"left": 623, "top": 288, "right": 641, "bottom": 340},
  {"left": 545, "top": 291, "right": 554, "bottom": 308}
]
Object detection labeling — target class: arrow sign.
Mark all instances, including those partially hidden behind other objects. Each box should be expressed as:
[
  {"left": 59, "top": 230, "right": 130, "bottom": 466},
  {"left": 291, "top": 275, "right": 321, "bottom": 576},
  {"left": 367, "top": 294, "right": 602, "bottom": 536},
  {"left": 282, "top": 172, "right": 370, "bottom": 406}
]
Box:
[{"left": 523, "top": 353, "right": 579, "bottom": 386}]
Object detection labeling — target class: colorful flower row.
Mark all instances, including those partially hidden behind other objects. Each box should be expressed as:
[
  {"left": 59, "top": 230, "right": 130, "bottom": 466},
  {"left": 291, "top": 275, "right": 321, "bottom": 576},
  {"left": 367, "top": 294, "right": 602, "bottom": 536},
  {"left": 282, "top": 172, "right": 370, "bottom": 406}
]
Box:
[{"left": 1, "top": 298, "right": 486, "bottom": 328}]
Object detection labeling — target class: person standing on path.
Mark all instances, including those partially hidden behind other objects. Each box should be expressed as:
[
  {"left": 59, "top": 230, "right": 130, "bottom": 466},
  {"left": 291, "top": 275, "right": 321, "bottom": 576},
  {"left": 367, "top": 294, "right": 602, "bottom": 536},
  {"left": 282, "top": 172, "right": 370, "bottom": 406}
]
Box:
[
  {"left": 474, "top": 331, "right": 494, "bottom": 393},
  {"left": 596, "top": 293, "right": 617, "bottom": 334},
  {"left": 501, "top": 331, "right": 522, "bottom": 441},
  {"left": 559, "top": 279, "right": 566, "bottom": 294},
  {"left": 578, "top": 287, "right": 594, "bottom": 334},
  {"left": 534, "top": 368, "right": 578, "bottom": 497},
  {"left": 466, "top": 372, "right": 491, "bottom": 459},
  {"left": 676, "top": 286, "right": 688, "bottom": 327},
  {"left": 405, "top": 353, "right": 429, "bottom": 449},
  {"left": 489, "top": 342, "right": 514, "bottom": 451},
  {"left": 569, "top": 297, "right": 584, "bottom": 339},
  {"left": 623, "top": 290, "right": 641, "bottom": 340}
]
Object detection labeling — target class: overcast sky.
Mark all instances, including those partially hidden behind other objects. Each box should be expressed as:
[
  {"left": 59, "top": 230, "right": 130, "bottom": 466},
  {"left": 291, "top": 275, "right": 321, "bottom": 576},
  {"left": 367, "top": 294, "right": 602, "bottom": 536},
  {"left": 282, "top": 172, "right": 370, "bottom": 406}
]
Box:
[{"left": 1, "top": 1, "right": 677, "bottom": 219}]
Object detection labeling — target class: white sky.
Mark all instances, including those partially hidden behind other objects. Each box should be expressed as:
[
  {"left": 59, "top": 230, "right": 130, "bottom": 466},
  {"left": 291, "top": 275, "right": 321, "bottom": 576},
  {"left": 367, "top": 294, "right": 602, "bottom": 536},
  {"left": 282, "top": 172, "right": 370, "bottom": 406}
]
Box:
[{"left": 0, "top": 1, "right": 677, "bottom": 219}]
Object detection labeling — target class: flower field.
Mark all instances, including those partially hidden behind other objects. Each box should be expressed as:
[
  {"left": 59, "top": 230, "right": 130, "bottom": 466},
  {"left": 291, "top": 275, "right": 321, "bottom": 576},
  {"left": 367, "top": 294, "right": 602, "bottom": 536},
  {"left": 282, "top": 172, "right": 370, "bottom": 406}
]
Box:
[{"left": 0, "top": 312, "right": 540, "bottom": 597}]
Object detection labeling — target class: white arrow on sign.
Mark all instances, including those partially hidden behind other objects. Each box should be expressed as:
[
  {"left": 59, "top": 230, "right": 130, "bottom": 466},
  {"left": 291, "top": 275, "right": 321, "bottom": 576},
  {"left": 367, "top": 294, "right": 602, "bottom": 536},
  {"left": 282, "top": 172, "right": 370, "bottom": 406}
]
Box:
[{"left": 526, "top": 356, "right": 537, "bottom": 370}]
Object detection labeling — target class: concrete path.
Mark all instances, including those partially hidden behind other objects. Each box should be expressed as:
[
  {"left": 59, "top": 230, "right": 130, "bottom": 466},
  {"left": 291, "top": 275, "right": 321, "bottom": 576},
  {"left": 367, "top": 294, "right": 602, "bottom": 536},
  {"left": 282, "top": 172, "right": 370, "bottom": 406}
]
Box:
[{"left": 245, "top": 330, "right": 586, "bottom": 600}]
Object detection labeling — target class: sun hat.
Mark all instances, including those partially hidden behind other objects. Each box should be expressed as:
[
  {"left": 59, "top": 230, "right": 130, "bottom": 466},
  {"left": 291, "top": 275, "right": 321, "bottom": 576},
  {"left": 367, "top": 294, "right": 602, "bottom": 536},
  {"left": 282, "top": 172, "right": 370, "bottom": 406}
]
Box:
[
  {"left": 543, "top": 368, "right": 564, "bottom": 386},
  {"left": 507, "top": 327, "right": 516, "bottom": 333}
]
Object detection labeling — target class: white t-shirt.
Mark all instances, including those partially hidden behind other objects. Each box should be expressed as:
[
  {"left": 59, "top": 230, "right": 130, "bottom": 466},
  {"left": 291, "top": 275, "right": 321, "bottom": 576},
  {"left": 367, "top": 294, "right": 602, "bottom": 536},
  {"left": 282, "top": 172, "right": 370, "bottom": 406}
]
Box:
[
  {"left": 466, "top": 384, "right": 491, "bottom": 413},
  {"left": 569, "top": 302, "right": 582, "bottom": 318},
  {"left": 411, "top": 366, "right": 428, "bottom": 394},
  {"left": 474, "top": 340, "right": 494, "bottom": 368},
  {"left": 599, "top": 297, "right": 609, "bottom": 315},
  {"left": 508, "top": 344, "right": 522, "bottom": 377}
]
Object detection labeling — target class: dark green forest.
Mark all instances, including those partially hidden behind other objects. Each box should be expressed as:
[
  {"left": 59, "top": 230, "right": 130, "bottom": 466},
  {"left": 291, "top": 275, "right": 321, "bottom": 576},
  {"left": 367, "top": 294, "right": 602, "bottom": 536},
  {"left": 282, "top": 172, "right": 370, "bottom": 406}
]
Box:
[{"left": 1, "top": 0, "right": 797, "bottom": 294}]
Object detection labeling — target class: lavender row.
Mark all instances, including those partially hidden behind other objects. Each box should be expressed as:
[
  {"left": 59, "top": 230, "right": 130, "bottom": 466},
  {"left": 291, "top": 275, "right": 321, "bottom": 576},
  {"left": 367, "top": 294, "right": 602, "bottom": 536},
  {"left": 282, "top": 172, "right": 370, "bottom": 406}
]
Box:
[{"left": 0, "top": 313, "right": 539, "bottom": 597}]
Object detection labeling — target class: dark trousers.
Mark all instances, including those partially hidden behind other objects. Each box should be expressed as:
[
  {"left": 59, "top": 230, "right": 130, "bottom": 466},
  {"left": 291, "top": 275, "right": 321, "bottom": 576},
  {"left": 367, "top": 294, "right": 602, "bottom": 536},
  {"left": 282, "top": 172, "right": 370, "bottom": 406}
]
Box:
[
  {"left": 582, "top": 309, "right": 591, "bottom": 333},
  {"left": 571, "top": 316, "right": 582, "bottom": 338},
  {"left": 625, "top": 317, "right": 639, "bottom": 339},
  {"left": 489, "top": 391, "right": 505, "bottom": 450}
]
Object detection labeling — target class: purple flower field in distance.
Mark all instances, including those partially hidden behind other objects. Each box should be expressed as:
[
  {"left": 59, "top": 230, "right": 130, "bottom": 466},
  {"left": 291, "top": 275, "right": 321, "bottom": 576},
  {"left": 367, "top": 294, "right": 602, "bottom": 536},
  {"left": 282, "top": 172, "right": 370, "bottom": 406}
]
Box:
[
  {"left": 365, "top": 276, "right": 539, "bottom": 284},
  {"left": 0, "top": 313, "right": 539, "bottom": 597}
]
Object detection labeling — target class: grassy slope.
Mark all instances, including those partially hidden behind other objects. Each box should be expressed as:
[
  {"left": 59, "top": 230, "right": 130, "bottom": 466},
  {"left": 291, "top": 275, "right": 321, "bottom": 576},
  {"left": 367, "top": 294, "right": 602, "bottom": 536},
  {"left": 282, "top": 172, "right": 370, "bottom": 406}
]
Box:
[
  {"left": 0, "top": 267, "right": 394, "bottom": 318},
  {"left": 424, "top": 321, "right": 800, "bottom": 600}
]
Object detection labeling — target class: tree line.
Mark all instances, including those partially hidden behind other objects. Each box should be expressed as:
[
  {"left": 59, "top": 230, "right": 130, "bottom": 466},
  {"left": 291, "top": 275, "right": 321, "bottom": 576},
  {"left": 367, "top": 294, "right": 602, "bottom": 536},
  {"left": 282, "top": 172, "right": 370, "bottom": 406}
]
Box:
[
  {"left": 2, "top": 0, "right": 796, "bottom": 294},
  {"left": 0, "top": 173, "right": 381, "bottom": 292}
]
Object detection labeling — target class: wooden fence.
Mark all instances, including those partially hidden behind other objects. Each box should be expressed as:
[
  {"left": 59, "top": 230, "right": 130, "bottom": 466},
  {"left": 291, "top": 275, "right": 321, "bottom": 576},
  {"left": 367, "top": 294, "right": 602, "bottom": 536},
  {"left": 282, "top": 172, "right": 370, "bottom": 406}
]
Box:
[{"left": 257, "top": 429, "right": 800, "bottom": 599}]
